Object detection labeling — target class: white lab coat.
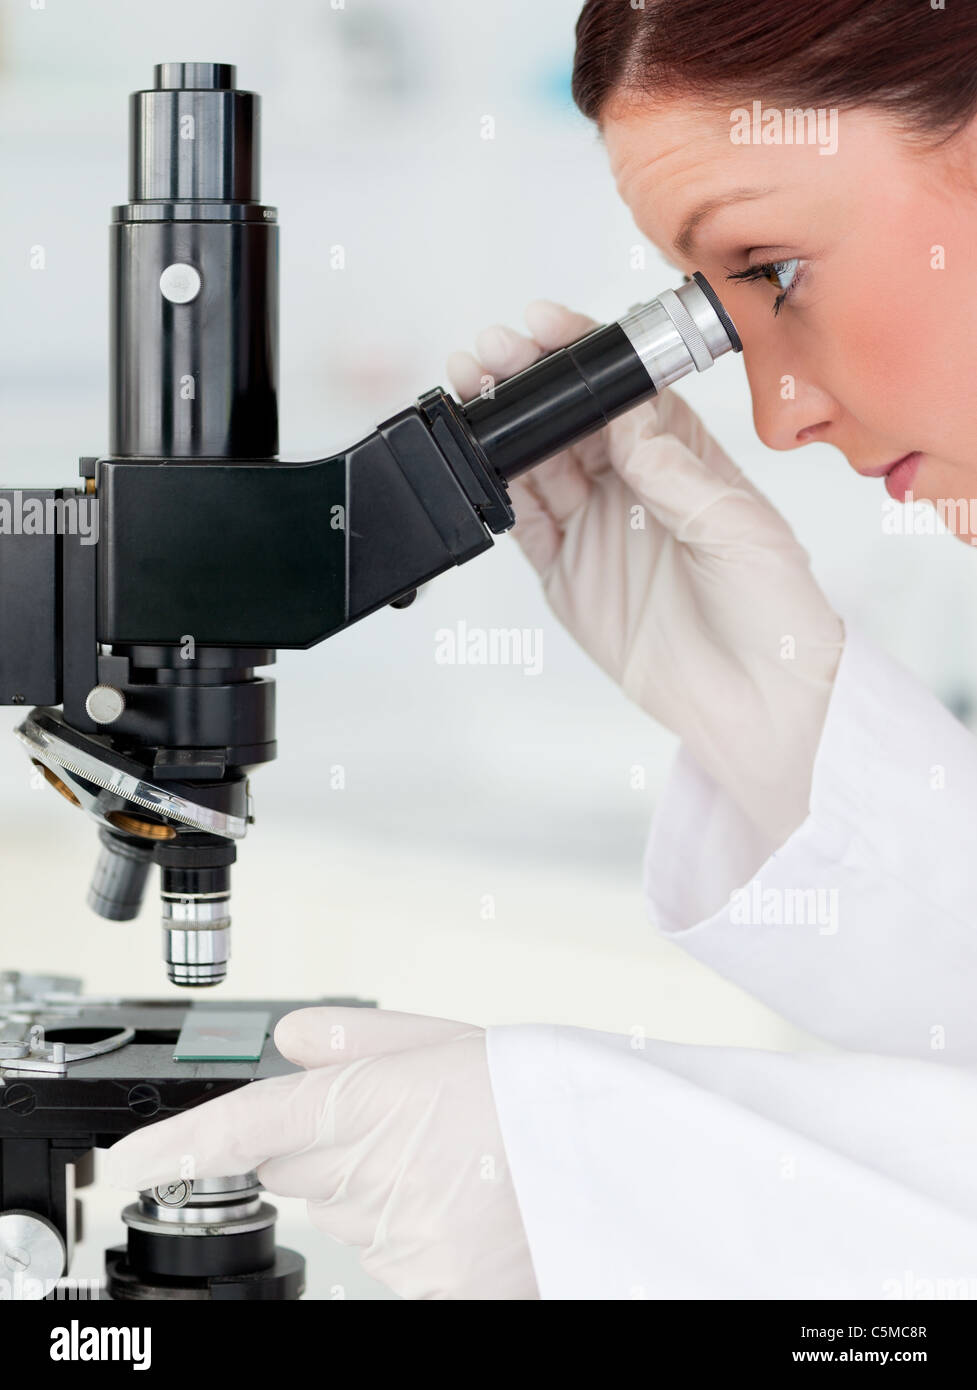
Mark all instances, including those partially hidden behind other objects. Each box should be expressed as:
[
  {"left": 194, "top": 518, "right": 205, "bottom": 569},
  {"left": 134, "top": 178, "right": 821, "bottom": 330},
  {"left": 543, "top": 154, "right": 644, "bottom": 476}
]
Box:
[{"left": 485, "top": 628, "right": 977, "bottom": 1299}]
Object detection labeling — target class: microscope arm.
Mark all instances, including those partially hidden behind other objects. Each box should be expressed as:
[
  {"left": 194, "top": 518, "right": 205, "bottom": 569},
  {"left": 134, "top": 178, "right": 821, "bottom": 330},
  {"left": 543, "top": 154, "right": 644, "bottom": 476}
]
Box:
[{"left": 97, "top": 388, "right": 509, "bottom": 652}]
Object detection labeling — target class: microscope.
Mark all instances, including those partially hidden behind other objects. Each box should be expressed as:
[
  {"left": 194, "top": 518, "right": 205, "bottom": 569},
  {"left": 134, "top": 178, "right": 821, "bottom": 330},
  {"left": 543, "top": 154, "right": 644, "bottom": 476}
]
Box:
[{"left": 0, "top": 64, "right": 741, "bottom": 1300}]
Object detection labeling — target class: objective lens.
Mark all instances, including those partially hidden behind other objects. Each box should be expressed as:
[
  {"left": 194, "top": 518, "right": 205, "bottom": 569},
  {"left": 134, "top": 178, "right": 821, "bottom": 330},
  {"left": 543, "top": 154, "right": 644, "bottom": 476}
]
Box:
[
  {"left": 88, "top": 828, "right": 154, "bottom": 922},
  {"left": 160, "top": 863, "right": 232, "bottom": 987}
]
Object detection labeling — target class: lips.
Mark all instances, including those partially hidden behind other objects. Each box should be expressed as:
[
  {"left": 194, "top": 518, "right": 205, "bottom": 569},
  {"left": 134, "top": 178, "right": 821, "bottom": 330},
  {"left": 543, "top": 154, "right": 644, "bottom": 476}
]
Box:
[
  {"left": 857, "top": 452, "right": 923, "bottom": 500},
  {"left": 882, "top": 452, "right": 922, "bottom": 502}
]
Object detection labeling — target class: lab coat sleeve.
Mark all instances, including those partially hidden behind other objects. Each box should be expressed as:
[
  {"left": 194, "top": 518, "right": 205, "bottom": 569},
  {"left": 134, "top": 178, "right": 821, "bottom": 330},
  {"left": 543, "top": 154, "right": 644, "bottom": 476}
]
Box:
[
  {"left": 643, "top": 625, "right": 977, "bottom": 1063},
  {"left": 485, "top": 1024, "right": 977, "bottom": 1300}
]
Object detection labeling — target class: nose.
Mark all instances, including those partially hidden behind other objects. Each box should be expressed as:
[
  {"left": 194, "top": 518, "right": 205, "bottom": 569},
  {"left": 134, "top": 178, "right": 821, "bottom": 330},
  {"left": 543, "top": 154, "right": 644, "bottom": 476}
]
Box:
[{"left": 738, "top": 322, "right": 839, "bottom": 451}]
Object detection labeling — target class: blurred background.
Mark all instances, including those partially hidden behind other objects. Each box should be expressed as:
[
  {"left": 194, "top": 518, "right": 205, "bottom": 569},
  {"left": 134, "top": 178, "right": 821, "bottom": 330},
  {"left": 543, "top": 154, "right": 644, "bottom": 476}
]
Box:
[{"left": 1, "top": 0, "right": 975, "bottom": 1297}]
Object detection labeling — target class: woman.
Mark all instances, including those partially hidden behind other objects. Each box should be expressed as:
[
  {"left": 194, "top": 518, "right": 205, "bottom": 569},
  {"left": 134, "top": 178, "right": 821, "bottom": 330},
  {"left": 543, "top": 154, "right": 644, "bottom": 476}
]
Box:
[{"left": 107, "top": 1, "right": 977, "bottom": 1300}]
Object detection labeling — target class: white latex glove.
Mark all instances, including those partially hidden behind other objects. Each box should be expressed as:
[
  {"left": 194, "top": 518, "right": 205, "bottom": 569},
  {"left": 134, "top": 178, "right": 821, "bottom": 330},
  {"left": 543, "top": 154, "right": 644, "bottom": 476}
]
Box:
[
  {"left": 447, "top": 304, "right": 845, "bottom": 843},
  {"left": 104, "top": 1008, "right": 538, "bottom": 1302}
]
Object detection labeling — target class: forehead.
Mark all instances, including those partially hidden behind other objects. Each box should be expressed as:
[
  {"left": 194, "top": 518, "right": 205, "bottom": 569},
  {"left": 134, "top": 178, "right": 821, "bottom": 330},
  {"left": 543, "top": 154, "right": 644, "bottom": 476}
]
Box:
[
  {"left": 604, "top": 100, "right": 735, "bottom": 192},
  {"left": 602, "top": 99, "right": 883, "bottom": 252}
]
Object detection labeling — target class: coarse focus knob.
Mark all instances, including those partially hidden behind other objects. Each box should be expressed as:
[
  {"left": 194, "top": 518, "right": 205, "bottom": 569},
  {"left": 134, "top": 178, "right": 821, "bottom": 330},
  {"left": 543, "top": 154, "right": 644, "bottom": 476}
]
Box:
[
  {"left": 0, "top": 1211, "right": 66, "bottom": 1299},
  {"left": 85, "top": 684, "right": 126, "bottom": 724}
]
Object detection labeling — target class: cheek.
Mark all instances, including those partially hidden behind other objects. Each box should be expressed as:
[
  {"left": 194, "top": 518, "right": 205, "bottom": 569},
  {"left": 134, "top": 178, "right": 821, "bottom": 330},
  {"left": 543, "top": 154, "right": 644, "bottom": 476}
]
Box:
[
  {"left": 830, "top": 294, "right": 923, "bottom": 426},
  {"left": 810, "top": 245, "right": 973, "bottom": 458}
]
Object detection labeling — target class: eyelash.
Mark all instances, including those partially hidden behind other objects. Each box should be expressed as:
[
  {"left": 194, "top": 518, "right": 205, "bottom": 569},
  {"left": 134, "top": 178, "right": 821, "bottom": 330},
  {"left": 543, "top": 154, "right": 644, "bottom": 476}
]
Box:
[{"left": 724, "top": 259, "right": 804, "bottom": 316}]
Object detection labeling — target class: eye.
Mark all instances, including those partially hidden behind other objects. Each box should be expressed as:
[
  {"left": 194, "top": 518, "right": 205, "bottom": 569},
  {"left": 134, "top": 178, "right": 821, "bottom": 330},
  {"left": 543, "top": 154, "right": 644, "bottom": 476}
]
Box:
[{"left": 725, "top": 258, "right": 804, "bottom": 316}]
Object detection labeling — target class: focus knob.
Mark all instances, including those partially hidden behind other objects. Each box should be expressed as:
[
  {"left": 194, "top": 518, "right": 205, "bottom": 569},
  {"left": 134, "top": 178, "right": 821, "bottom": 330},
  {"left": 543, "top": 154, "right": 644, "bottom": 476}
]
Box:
[
  {"left": 0, "top": 1211, "right": 66, "bottom": 1299},
  {"left": 85, "top": 684, "right": 126, "bottom": 725}
]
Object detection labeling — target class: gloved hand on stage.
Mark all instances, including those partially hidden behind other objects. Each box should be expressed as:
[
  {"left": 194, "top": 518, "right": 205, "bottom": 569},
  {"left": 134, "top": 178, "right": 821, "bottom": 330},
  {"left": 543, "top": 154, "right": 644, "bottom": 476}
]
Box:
[{"left": 105, "top": 1007, "right": 538, "bottom": 1301}]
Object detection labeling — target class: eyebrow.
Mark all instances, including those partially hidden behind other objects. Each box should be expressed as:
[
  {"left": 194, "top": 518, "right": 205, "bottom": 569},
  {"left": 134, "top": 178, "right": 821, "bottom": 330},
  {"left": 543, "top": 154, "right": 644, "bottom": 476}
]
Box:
[{"left": 673, "top": 187, "right": 776, "bottom": 258}]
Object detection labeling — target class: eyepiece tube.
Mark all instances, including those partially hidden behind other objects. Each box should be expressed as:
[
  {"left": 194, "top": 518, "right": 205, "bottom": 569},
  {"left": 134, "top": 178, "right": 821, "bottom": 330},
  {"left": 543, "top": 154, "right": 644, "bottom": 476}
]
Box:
[
  {"left": 111, "top": 62, "right": 278, "bottom": 460},
  {"left": 460, "top": 271, "right": 741, "bottom": 483}
]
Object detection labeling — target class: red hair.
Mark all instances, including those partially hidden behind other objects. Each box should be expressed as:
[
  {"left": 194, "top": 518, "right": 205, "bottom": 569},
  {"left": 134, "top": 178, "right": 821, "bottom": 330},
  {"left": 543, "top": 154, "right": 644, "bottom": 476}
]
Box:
[{"left": 572, "top": 0, "right": 977, "bottom": 142}]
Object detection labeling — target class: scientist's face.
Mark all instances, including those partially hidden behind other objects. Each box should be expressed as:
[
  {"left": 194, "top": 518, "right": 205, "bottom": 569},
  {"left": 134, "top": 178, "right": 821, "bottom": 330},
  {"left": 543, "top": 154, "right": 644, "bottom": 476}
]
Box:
[{"left": 604, "top": 99, "right": 977, "bottom": 538}]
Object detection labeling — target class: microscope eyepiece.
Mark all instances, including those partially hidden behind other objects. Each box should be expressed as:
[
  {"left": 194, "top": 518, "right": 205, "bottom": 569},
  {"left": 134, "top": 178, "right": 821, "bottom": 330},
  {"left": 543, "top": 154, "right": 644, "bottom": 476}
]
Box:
[
  {"left": 459, "top": 271, "right": 741, "bottom": 482},
  {"left": 618, "top": 271, "right": 742, "bottom": 379},
  {"left": 127, "top": 62, "right": 259, "bottom": 204},
  {"left": 154, "top": 62, "right": 236, "bottom": 91}
]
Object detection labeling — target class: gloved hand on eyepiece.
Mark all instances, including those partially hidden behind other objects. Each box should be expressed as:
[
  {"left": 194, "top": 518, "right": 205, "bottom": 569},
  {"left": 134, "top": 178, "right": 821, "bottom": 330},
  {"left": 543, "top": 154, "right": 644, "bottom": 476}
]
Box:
[
  {"left": 104, "top": 1008, "right": 539, "bottom": 1301},
  {"left": 447, "top": 304, "right": 845, "bottom": 844}
]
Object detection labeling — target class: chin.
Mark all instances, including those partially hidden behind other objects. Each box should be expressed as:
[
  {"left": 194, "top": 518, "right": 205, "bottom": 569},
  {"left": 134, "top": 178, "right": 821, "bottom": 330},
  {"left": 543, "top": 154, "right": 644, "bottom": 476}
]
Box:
[
  {"left": 918, "top": 475, "right": 977, "bottom": 544},
  {"left": 916, "top": 458, "right": 973, "bottom": 504}
]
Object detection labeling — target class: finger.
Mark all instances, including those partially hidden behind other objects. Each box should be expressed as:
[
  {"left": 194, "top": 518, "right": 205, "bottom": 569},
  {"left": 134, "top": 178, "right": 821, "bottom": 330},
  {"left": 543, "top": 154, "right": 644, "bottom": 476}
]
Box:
[
  {"left": 447, "top": 326, "right": 542, "bottom": 404},
  {"left": 102, "top": 1068, "right": 337, "bottom": 1191},
  {"left": 520, "top": 452, "right": 592, "bottom": 527},
  {"left": 473, "top": 324, "right": 543, "bottom": 382},
  {"left": 508, "top": 477, "right": 562, "bottom": 574},
  {"left": 254, "top": 1054, "right": 389, "bottom": 1208},
  {"left": 445, "top": 348, "right": 486, "bottom": 403},
  {"left": 305, "top": 1195, "right": 372, "bottom": 1249},
  {"left": 608, "top": 388, "right": 758, "bottom": 498},
  {"left": 660, "top": 390, "right": 744, "bottom": 484},
  {"left": 256, "top": 1138, "right": 389, "bottom": 1249},
  {"left": 523, "top": 299, "right": 598, "bottom": 351},
  {"left": 622, "top": 431, "right": 775, "bottom": 546},
  {"left": 449, "top": 303, "right": 596, "bottom": 405},
  {"left": 274, "top": 1007, "right": 480, "bottom": 1070}
]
